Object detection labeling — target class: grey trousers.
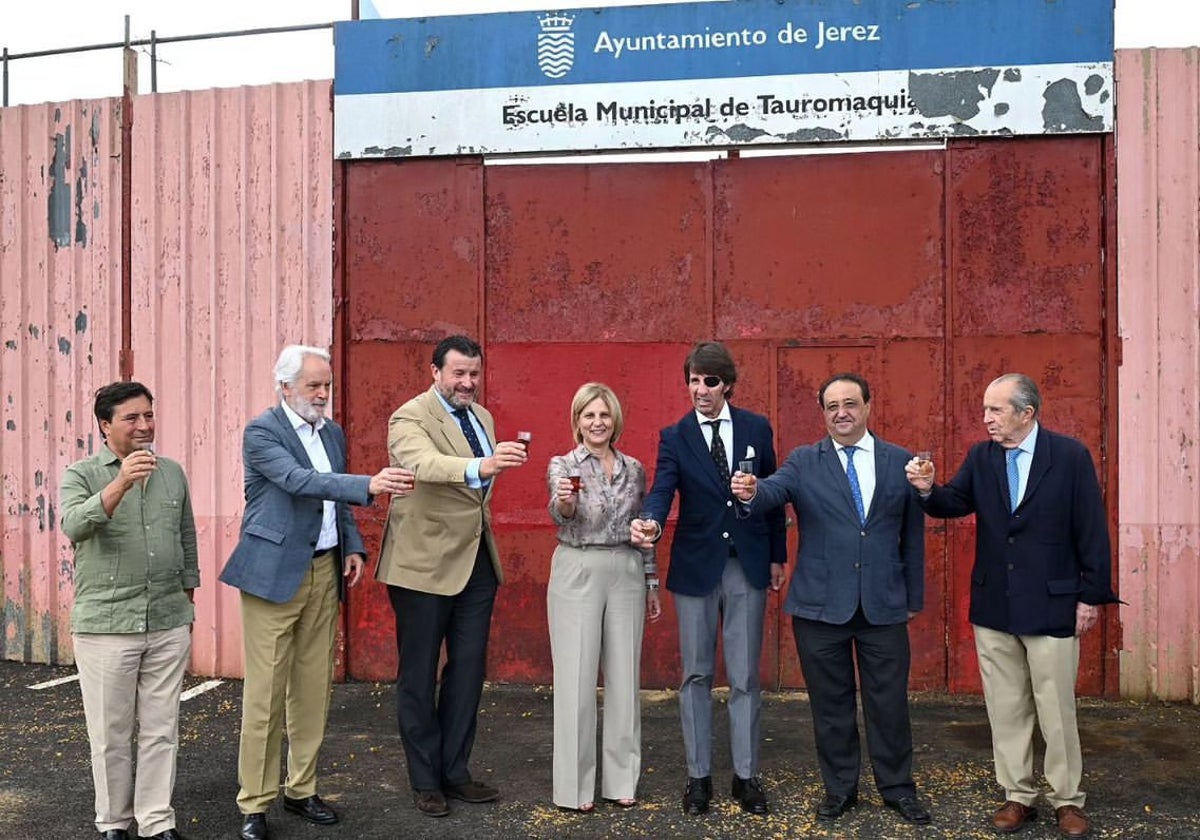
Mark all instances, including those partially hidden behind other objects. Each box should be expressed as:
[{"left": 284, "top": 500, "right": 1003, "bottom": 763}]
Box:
[{"left": 674, "top": 558, "right": 766, "bottom": 779}]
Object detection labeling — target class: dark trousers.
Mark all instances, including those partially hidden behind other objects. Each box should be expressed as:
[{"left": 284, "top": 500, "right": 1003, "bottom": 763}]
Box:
[
  {"left": 387, "top": 547, "right": 497, "bottom": 792},
  {"left": 792, "top": 609, "right": 916, "bottom": 800}
]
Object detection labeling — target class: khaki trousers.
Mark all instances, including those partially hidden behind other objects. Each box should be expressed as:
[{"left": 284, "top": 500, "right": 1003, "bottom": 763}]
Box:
[
  {"left": 237, "top": 551, "right": 339, "bottom": 813},
  {"left": 74, "top": 624, "right": 191, "bottom": 836},
  {"left": 547, "top": 544, "right": 646, "bottom": 809},
  {"left": 973, "top": 624, "right": 1085, "bottom": 808}
]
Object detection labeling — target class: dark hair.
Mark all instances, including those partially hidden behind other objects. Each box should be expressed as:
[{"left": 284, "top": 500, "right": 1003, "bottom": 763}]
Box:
[
  {"left": 94, "top": 381, "right": 154, "bottom": 430},
  {"left": 818, "top": 373, "right": 871, "bottom": 406},
  {"left": 432, "top": 335, "right": 482, "bottom": 369},
  {"left": 683, "top": 341, "right": 738, "bottom": 399}
]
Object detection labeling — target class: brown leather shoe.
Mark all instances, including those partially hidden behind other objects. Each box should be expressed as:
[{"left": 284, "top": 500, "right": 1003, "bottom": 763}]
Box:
[
  {"left": 993, "top": 800, "right": 1038, "bottom": 833},
  {"left": 1056, "top": 805, "right": 1091, "bottom": 838}
]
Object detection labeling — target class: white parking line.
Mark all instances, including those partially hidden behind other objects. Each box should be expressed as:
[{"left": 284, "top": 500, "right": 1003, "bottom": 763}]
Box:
[
  {"left": 180, "top": 679, "right": 224, "bottom": 701},
  {"left": 28, "top": 674, "right": 80, "bottom": 690}
]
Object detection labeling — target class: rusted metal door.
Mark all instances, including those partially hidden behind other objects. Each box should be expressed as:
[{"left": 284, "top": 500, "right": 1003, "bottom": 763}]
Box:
[{"left": 341, "top": 136, "right": 1115, "bottom": 695}]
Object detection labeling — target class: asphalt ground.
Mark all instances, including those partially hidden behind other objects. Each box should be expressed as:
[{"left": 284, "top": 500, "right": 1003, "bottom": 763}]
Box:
[{"left": 2, "top": 659, "right": 1198, "bottom": 839}]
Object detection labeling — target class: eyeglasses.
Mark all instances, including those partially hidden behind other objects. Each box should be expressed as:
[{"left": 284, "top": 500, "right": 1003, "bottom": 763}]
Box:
[{"left": 699, "top": 375, "right": 722, "bottom": 388}]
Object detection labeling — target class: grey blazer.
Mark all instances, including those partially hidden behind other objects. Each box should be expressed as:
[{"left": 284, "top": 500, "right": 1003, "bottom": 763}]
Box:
[
  {"left": 750, "top": 434, "right": 924, "bottom": 626},
  {"left": 219, "top": 406, "right": 371, "bottom": 604}
]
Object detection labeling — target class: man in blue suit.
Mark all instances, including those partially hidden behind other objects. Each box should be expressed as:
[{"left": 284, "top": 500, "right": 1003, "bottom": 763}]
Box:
[
  {"left": 631, "top": 341, "right": 787, "bottom": 816},
  {"left": 220, "top": 345, "right": 414, "bottom": 840},
  {"left": 906, "top": 373, "right": 1119, "bottom": 839},
  {"left": 732, "top": 373, "right": 931, "bottom": 825}
]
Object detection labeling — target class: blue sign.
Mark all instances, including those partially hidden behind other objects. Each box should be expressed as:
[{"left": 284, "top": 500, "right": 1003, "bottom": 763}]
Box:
[{"left": 334, "top": 0, "right": 1114, "bottom": 158}]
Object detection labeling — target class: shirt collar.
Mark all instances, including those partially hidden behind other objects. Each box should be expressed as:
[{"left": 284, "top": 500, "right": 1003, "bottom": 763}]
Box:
[
  {"left": 835, "top": 430, "right": 874, "bottom": 453},
  {"left": 694, "top": 402, "right": 733, "bottom": 427},
  {"left": 99, "top": 443, "right": 122, "bottom": 465},
  {"left": 280, "top": 398, "right": 325, "bottom": 432},
  {"left": 1016, "top": 422, "right": 1039, "bottom": 457},
  {"left": 432, "top": 386, "right": 471, "bottom": 417}
]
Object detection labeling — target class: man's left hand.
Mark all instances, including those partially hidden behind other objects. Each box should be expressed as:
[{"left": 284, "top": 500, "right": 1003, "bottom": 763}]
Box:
[
  {"left": 1075, "top": 602, "right": 1099, "bottom": 636},
  {"left": 345, "top": 553, "right": 365, "bottom": 588}
]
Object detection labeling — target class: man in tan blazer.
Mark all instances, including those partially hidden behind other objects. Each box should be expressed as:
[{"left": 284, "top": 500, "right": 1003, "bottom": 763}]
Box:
[{"left": 376, "top": 335, "right": 528, "bottom": 818}]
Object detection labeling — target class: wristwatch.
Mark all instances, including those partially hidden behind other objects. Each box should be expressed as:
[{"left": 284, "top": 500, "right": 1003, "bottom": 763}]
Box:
[{"left": 645, "top": 577, "right": 660, "bottom": 591}]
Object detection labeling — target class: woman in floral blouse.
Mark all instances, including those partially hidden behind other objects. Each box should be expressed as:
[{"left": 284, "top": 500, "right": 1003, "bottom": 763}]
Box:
[{"left": 546, "top": 382, "right": 662, "bottom": 812}]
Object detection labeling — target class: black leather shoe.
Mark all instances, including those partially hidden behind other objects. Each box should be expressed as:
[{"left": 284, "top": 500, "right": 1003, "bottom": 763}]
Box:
[
  {"left": 731, "top": 775, "right": 769, "bottom": 815},
  {"left": 101, "top": 831, "right": 129, "bottom": 840},
  {"left": 139, "top": 830, "right": 185, "bottom": 840},
  {"left": 413, "top": 789, "right": 450, "bottom": 817},
  {"left": 885, "top": 795, "right": 932, "bottom": 825},
  {"left": 817, "top": 791, "right": 858, "bottom": 821},
  {"left": 444, "top": 779, "right": 500, "bottom": 803},
  {"left": 682, "top": 776, "right": 712, "bottom": 815},
  {"left": 283, "top": 794, "right": 338, "bottom": 825},
  {"left": 238, "top": 813, "right": 267, "bottom": 840}
]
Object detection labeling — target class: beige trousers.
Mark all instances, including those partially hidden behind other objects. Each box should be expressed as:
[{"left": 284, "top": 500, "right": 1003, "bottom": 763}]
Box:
[
  {"left": 74, "top": 624, "right": 192, "bottom": 836},
  {"left": 973, "top": 624, "right": 1085, "bottom": 809},
  {"left": 547, "top": 544, "right": 646, "bottom": 809},
  {"left": 236, "top": 551, "right": 340, "bottom": 813}
]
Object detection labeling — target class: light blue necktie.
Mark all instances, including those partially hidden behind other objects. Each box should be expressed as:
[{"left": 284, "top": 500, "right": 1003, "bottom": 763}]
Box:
[
  {"left": 844, "top": 445, "right": 866, "bottom": 525},
  {"left": 1006, "top": 448, "right": 1021, "bottom": 512}
]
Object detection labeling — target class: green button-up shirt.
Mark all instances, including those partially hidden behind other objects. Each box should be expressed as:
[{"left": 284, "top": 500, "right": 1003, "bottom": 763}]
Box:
[{"left": 60, "top": 445, "right": 199, "bottom": 634}]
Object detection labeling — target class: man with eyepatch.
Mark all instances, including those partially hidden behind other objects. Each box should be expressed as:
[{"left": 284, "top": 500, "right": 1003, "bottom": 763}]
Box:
[{"left": 631, "top": 341, "right": 786, "bottom": 817}]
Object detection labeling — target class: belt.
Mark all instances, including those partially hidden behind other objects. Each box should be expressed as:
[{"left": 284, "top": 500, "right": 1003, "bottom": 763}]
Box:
[{"left": 313, "top": 546, "right": 337, "bottom": 558}]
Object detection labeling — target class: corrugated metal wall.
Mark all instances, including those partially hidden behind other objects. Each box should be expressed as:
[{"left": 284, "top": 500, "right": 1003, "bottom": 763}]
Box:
[
  {"left": 1117, "top": 48, "right": 1200, "bottom": 702},
  {"left": 0, "top": 99, "right": 123, "bottom": 664},
  {"left": 0, "top": 82, "right": 333, "bottom": 676}
]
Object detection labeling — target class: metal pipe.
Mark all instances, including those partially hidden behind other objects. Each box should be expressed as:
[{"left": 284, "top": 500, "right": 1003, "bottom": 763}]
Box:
[{"left": 151, "top": 30, "right": 157, "bottom": 93}]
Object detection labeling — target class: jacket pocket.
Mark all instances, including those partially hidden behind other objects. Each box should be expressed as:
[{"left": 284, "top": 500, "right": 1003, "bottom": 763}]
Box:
[
  {"left": 245, "top": 522, "right": 286, "bottom": 545},
  {"left": 1047, "top": 578, "right": 1081, "bottom": 595}
]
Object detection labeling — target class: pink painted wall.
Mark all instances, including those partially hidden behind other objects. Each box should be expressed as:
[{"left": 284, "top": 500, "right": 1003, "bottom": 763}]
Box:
[
  {"left": 1116, "top": 48, "right": 1200, "bottom": 702},
  {"left": 0, "top": 98, "right": 123, "bottom": 664},
  {"left": 0, "top": 83, "right": 332, "bottom": 677},
  {"left": 130, "top": 83, "right": 334, "bottom": 677}
]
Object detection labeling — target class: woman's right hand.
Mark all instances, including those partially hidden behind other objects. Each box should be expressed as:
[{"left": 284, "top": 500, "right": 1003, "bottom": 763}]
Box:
[{"left": 554, "top": 476, "right": 579, "bottom": 503}]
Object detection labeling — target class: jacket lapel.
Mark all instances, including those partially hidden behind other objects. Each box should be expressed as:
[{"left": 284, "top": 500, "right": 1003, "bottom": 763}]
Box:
[
  {"left": 989, "top": 442, "right": 1009, "bottom": 509},
  {"left": 271, "top": 406, "right": 314, "bottom": 468},
  {"left": 317, "top": 424, "right": 343, "bottom": 472},
  {"left": 1021, "top": 430, "right": 1052, "bottom": 509},
  {"left": 821, "top": 437, "right": 859, "bottom": 522},
  {"left": 866, "top": 441, "right": 890, "bottom": 523}
]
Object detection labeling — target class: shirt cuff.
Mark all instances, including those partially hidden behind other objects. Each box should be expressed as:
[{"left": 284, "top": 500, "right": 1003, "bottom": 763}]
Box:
[{"left": 465, "top": 458, "right": 484, "bottom": 488}]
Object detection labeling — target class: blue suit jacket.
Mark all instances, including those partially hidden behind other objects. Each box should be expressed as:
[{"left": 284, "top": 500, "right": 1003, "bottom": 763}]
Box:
[
  {"left": 219, "top": 406, "right": 371, "bottom": 604},
  {"left": 642, "top": 405, "right": 787, "bottom": 597},
  {"left": 750, "top": 434, "right": 924, "bottom": 626},
  {"left": 921, "top": 427, "right": 1119, "bottom": 637}
]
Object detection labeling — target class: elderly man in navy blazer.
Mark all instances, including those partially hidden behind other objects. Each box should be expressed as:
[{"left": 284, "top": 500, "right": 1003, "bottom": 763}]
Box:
[
  {"left": 906, "top": 373, "right": 1119, "bottom": 839},
  {"left": 631, "top": 341, "right": 787, "bottom": 817},
  {"left": 220, "top": 345, "right": 413, "bottom": 840},
  {"left": 732, "top": 372, "right": 931, "bottom": 826}
]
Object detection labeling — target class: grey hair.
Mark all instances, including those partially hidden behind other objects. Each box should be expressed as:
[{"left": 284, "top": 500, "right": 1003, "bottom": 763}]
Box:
[
  {"left": 273, "top": 344, "right": 331, "bottom": 395},
  {"left": 991, "top": 373, "right": 1041, "bottom": 418}
]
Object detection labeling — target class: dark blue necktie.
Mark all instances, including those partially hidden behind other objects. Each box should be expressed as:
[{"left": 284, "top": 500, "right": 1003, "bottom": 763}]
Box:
[
  {"left": 705, "top": 419, "right": 731, "bottom": 488},
  {"left": 453, "top": 408, "right": 486, "bottom": 458},
  {"left": 844, "top": 445, "right": 866, "bottom": 525},
  {"left": 1006, "top": 448, "right": 1021, "bottom": 511}
]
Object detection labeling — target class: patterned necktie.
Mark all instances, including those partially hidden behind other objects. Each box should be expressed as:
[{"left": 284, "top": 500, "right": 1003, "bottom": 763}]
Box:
[
  {"left": 1006, "top": 448, "right": 1021, "bottom": 511},
  {"left": 844, "top": 445, "right": 866, "bottom": 525},
  {"left": 453, "top": 408, "right": 486, "bottom": 458},
  {"left": 705, "top": 420, "right": 731, "bottom": 489}
]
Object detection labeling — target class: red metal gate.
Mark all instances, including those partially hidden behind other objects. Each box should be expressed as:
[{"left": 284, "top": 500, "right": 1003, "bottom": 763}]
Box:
[{"left": 339, "top": 137, "right": 1117, "bottom": 695}]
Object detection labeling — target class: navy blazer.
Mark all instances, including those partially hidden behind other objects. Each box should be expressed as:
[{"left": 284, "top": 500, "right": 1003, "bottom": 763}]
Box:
[
  {"left": 220, "top": 406, "right": 371, "bottom": 604},
  {"left": 750, "top": 434, "right": 924, "bottom": 626},
  {"left": 922, "top": 427, "right": 1119, "bottom": 637},
  {"left": 642, "top": 405, "right": 787, "bottom": 597}
]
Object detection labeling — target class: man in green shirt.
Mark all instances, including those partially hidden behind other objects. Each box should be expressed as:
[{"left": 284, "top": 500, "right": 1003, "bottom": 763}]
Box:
[{"left": 60, "top": 381, "right": 199, "bottom": 840}]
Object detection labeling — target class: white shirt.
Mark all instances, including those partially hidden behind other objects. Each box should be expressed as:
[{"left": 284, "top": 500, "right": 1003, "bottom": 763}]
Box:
[
  {"left": 835, "top": 430, "right": 876, "bottom": 520},
  {"left": 280, "top": 400, "right": 338, "bottom": 552},
  {"left": 696, "top": 403, "right": 734, "bottom": 474}
]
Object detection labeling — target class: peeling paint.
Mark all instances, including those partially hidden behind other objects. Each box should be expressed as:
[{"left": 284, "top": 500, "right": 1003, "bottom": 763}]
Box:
[
  {"left": 57, "top": 337, "right": 71, "bottom": 355},
  {"left": 363, "top": 145, "right": 413, "bottom": 157},
  {"left": 4, "top": 340, "right": 15, "bottom": 350},
  {"left": 909, "top": 68, "right": 1000, "bottom": 120},
  {"left": 74, "top": 158, "right": 89, "bottom": 247},
  {"left": 47, "top": 129, "right": 72, "bottom": 248},
  {"left": 782, "top": 126, "right": 848, "bottom": 142},
  {"left": 74, "top": 311, "right": 88, "bottom": 334},
  {"left": 5, "top": 420, "right": 14, "bottom": 431},
  {"left": 1043, "top": 78, "right": 1104, "bottom": 132},
  {"left": 27, "top": 325, "right": 39, "bottom": 338}
]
